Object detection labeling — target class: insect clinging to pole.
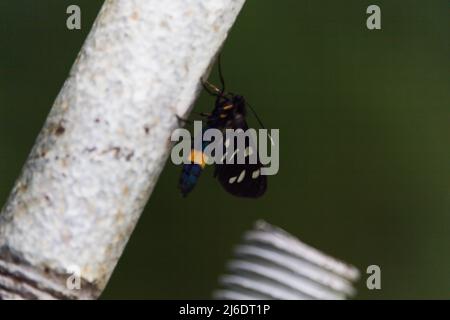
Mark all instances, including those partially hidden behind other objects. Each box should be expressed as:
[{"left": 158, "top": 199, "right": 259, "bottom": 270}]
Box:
[{"left": 178, "top": 55, "right": 268, "bottom": 198}]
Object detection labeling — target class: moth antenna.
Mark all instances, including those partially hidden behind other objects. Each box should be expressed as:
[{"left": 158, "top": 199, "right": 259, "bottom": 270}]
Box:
[
  {"left": 246, "top": 102, "right": 275, "bottom": 146},
  {"left": 245, "top": 102, "right": 265, "bottom": 128},
  {"left": 218, "top": 53, "right": 226, "bottom": 94}
]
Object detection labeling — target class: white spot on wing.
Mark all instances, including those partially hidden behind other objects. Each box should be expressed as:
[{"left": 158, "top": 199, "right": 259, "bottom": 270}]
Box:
[
  {"left": 228, "top": 176, "right": 237, "bottom": 184},
  {"left": 269, "top": 134, "right": 275, "bottom": 146},
  {"left": 252, "top": 169, "right": 260, "bottom": 179},
  {"left": 221, "top": 151, "right": 228, "bottom": 163},
  {"left": 237, "top": 170, "right": 246, "bottom": 183},
  {"left": 226, "top": 149, "right": 238, "bottom": 163}
]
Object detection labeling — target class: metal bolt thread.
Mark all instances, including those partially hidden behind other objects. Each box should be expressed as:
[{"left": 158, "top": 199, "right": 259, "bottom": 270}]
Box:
[{"left": 214, "top": 220, "right": 360, "bottom": 300}]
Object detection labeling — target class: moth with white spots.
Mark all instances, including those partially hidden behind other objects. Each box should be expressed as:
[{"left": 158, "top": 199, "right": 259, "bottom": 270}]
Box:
[
  {"left": 214, "top": 129, "right": 267, "bottom": 197},
  {"left": 179, "top": 56, "right": 268, "bottom": 198}
]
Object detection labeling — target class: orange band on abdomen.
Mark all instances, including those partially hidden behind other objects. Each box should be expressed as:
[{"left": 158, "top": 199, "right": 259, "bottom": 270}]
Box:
[{"left": 189, "top": 150, "right": 208, "bottom": 168}]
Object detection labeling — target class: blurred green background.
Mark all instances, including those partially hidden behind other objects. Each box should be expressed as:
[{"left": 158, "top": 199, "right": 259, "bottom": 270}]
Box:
[{"left": 0, "top": 0, "right": 449, "bottom": 299}]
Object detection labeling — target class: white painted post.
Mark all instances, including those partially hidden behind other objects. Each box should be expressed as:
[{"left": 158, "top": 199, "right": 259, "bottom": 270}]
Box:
[{"left": 0, "top": 0, "right": 246, "bottom": 299}]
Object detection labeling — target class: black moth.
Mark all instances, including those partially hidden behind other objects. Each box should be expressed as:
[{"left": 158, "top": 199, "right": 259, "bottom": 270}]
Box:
[{"left": 179, "top": 55, "right": 267, "bottom": 198}]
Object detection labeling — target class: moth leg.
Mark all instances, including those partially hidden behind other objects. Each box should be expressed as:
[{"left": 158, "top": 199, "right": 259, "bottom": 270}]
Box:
[
  {"left": 192, "top": 111, "right": 211, "bottom": 118},
  {"left": 176, "top": 115, "right": 194, "bottom": 126},
  {"left": 201, "top": 78, "right": 221, "bottom": 96}
]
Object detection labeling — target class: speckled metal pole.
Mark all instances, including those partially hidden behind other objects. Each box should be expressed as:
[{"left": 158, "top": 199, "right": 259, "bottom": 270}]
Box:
[{"left": 0, "top": 0, "right": 246, "bottom": 299}]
